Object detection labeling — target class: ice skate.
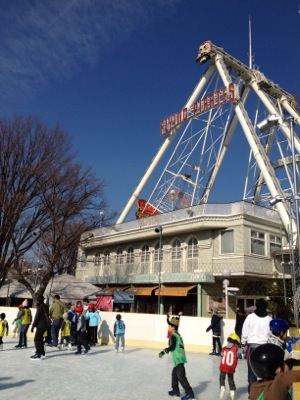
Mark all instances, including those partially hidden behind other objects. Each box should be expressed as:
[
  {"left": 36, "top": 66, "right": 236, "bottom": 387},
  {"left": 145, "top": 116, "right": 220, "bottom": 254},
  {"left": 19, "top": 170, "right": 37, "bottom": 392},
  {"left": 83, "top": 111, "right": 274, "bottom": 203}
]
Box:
[
  {"left": 230, "top": 390, "right": 235, "bottom": 400},
  {"left": 220, "top": 386, "right": 225, "bottom": 399},
  {"left": 68, "top": 343, "right": 72, "bottom": 350}
]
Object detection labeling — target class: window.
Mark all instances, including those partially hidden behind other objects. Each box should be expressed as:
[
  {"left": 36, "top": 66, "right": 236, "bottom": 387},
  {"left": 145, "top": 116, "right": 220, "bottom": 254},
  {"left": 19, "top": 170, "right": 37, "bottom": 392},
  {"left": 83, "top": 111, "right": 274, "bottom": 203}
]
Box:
[
  {"left": 220, "top": 230, "right": 234, "bottom": 254},
  {"left": 103, "top": 249, "right": 110, "bottom": 267},
  {"left": 270, "top": 234, "right": 282, "bottom": 255},
  {"left": 126, "top": 246, "right": 134, "bottom": 265},
  {"left": 154, "top": 242, "right": 163, "bottom": 261},
  {"left": 188, "top": 237, "right": 198, "bottom": 258},
  {"left": 116, "top": 248, "right": 123, "bottom": 265},
  {"left": 94, "top": 250, "right": 100, "bottom": 266},
  {"left": 251, "top": 230, "right": 265, "bottom": 256},
  {"left": 172, "top": 239, "right": 182, "bottom": 260},
  {"left": 141, "top": 244, "right": 150, "bottom": 262}
]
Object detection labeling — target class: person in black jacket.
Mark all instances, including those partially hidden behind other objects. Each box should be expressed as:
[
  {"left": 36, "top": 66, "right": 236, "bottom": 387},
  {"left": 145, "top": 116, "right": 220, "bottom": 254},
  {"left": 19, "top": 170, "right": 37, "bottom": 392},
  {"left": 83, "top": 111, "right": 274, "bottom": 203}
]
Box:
[
  {"left": 30, "top": 295, "right": 50, "bottom": 361},
  {"left": 206, "top": 307, "right": 223, "bottom": 355}
]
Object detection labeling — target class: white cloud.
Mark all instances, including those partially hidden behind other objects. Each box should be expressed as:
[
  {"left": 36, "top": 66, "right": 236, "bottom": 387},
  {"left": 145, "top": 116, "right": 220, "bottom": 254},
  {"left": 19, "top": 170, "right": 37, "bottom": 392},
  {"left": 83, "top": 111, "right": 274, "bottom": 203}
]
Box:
[{"left": 0, "top": 0, "right": 179, "bottom": 101}]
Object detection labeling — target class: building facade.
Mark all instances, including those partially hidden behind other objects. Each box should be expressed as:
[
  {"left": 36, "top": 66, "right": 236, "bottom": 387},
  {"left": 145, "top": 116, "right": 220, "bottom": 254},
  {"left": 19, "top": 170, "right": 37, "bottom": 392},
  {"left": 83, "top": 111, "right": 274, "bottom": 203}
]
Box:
[{"left": 75, "top": 201, "right": 289, "bottom": 318}]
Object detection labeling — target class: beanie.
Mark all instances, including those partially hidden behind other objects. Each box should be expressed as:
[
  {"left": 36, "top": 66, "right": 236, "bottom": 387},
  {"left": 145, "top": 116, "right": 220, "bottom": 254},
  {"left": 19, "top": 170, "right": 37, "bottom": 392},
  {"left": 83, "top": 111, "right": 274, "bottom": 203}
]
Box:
[
  {"left": 170, "top": 317, "right": 180, "bottom": 327},
  {"left": 22, "top": 299, "right": 28, "bottom": 307}
]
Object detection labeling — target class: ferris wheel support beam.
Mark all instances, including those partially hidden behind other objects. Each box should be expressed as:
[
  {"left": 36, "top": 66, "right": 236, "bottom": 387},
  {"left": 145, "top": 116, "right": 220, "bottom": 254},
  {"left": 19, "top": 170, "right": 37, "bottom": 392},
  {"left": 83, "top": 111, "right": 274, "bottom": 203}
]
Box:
[
  {"left": 201, "top": 85, "right": 251, "bottom": 204},
  {"left": 250, "top": 81, "right": 300, "bottom": 154},
  {"left": 116, "top": 64, "right": 216, "bottom": 224},
  {"left": 214, "top": 55, "right": 297, "bottom": 239},
  {"left": 280, "top": 97, "right": 300, "bottom": 126}
]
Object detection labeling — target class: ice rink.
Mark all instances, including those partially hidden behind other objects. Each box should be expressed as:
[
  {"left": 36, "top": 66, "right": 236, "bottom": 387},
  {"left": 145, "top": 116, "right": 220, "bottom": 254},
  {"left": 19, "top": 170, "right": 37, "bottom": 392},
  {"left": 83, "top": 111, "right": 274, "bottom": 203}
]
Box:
[{"left": 0, "top": 337, "right": 250, "bottom": 400}]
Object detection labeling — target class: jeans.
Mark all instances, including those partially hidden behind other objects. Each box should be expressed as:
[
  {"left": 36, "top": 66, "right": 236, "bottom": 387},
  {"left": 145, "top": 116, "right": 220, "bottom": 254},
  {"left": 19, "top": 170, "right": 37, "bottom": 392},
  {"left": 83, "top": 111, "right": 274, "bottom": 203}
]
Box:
[
  {"left": 172, "top": 363, "right": 194, "bottom": 396},
  {"left": 51, "top": 319, "right": 63, "bottom": 346},
  {"left": 247, "top": 346, "right": 257, "bottom": 394},
  {"left": 18, "top": 324, "right": 30, "bottom": 347},
  {"left": 115, "top": 333, "right": 125, "bottom": 351}
]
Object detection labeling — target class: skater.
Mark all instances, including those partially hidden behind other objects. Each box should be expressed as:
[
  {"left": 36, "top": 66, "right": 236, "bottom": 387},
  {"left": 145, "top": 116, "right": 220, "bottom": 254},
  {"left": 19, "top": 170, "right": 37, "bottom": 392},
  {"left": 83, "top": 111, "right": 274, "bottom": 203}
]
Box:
[
  {"left": 159, "top": 316, "right": 195, "bottom": 400},
  {"left": 15, "top": 299, "right": 32, "bottom": 349},
  {"left": 114, "top": 314, "right": 125, "bottom": 353},
  {"left": 219, "top": 333, "right": 240, "bottom": 400},
  {"left": 250, "top": 343, "right": 300, "bottom": 400},
  {"left": 59, "top": 313, "right": 72, "bottom": 350},
  {"left": 206, "top": 307, "right": 223, "bottom": 355},
  {"left": 12, "top": 304, "right": 23, "bottom": 338},
  {"left": 30, "top": 295, "right": 50, "bottom": 360},
  {"left": 75, "top": 305, "right": 90, "bottom": 354},
  {"left": 49, "top": 294, "right": 66, "bottom": 347},
  {"left": 85, "top": 303, "right": 101, "bottom": 346},
  {"left": 0, "top": 313, "right": 9, "bottom": 350},
  {"left": 268, "top": 318, "right": 291, "bottom": 358},
  {"left": 241, "top": 298, "right": 272, "bottom": 396}
]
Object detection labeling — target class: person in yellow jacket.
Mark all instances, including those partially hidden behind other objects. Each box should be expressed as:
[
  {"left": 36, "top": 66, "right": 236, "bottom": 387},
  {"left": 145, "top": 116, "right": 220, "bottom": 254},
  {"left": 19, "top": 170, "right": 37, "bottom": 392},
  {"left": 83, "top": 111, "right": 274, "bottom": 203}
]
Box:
[
  {"left": 0, "top": 313, "right": 9, "bottom": 350},
  {"left": 59, "top": 313, "right": 72, "bottom": 350},
  {"left": 15, "top": 299, "right": 32, "bottom": 349}
]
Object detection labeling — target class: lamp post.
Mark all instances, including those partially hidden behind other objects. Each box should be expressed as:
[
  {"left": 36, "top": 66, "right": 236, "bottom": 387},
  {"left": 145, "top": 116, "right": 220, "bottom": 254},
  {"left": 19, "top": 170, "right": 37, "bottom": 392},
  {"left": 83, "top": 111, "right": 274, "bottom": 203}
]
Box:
[
  {"left": 170, "top": 190, "right": 175, "bottom": 211},
  {"left": 222, "top": 269, "right": 239, "bottom": 318},
  {"left": 100, "top": 211, "right": 104, "bottom": 227},
  {"left": 155, "top": 225, "right": 163, "bottom": 314}
]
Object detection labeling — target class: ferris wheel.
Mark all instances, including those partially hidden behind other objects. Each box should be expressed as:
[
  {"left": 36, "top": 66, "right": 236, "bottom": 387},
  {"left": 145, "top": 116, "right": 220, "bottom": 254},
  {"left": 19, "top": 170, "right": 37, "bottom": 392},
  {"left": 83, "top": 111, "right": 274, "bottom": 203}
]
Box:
[{"left": 117, "top": 40, "right": 300, "bottom": 241}]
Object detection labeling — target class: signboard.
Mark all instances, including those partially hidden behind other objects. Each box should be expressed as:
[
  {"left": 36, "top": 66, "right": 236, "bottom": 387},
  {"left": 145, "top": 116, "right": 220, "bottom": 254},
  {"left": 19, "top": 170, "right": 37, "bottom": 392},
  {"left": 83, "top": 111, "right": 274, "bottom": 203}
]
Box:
[
  {"left": 160, "top": 83, "right": 237, "bottom": 135},
  {"left": 114, "top": 290, "right": 135, "bottom": 304}
]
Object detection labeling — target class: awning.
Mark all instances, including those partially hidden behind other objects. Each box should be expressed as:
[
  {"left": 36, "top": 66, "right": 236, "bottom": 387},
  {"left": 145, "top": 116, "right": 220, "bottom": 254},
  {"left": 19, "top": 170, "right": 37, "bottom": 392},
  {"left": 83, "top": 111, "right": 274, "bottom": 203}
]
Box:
[
  {"left": 154, "top": 285, "right": 196, "bottom": 297},
  {"left": 104, "top": 286, "right": 130, "bottom": 293},
  {"left": 125, "top": 286, "right": 158, "bottom": 296}
]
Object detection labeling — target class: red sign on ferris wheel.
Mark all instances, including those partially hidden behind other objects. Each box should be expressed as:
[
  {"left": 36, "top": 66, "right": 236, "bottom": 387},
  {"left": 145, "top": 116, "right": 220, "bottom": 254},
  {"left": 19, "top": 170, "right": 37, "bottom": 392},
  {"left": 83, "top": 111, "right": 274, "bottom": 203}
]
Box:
[{"left": 160, "top": 82, "right": 236, "bottom": 135}]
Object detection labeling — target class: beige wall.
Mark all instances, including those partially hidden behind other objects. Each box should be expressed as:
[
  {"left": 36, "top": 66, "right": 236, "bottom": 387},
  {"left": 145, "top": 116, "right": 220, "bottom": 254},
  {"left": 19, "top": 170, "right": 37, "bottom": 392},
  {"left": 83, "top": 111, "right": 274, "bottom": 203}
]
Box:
[{"left": 2, "top": 306, "right": 237, "bottom": 352}]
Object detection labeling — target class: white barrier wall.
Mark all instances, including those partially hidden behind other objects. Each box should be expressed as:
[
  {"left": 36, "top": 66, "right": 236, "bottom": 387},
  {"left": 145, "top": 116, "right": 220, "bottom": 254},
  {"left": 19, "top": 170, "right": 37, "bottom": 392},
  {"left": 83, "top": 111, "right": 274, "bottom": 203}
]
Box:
[{"left": 1, "top": 306, "right": 236, "bottom": 353}]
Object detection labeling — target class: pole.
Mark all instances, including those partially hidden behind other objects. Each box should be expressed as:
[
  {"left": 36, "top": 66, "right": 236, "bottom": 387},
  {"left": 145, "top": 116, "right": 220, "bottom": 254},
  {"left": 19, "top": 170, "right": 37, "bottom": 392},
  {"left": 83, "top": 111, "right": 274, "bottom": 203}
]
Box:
[
  {"left": 289, "top": 117, "right": 300, "bottom": 327},
  {"left": 157, "top": 230, "right": 162, "bottom": 314},
  {"left": 225, "top": 286, "right": 228, "bottom": 319}
]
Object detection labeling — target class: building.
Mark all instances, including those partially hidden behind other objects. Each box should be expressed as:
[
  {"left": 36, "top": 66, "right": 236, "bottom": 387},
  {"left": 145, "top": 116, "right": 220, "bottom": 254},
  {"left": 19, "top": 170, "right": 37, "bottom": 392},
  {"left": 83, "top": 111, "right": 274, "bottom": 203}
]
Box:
[{"left": 75, "top": 201, "right": 289, "bottom": 318}]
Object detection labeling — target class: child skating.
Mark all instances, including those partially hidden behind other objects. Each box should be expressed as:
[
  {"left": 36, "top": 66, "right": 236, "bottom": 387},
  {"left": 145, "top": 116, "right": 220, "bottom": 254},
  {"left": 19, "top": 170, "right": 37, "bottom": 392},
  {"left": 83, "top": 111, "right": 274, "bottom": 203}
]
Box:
[
  {"left": 114, "top": 314, "right": 125, "bottom": 353},
  {"left": 219, "top": 333, "right": 240, "bottom": 400},
  {"left": 0, "top": 313, "right": 9, "bottom": 350},
  {"left": 159, "top": 316, "right": 195, "bottom": 400}
]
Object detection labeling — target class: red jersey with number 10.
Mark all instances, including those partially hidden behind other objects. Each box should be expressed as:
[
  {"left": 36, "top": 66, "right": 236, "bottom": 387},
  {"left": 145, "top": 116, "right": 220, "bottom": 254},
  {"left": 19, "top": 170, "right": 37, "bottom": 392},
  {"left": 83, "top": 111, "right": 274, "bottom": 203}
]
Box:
[{"left": 219, "top": 344, "right": 238, "bottom": 374}]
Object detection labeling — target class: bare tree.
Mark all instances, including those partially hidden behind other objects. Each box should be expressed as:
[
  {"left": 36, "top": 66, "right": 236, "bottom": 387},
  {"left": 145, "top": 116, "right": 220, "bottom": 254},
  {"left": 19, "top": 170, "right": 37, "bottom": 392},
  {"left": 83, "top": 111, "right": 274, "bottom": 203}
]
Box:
[{"left": 0, "top": 115, "right": 107, "bottom": 302}]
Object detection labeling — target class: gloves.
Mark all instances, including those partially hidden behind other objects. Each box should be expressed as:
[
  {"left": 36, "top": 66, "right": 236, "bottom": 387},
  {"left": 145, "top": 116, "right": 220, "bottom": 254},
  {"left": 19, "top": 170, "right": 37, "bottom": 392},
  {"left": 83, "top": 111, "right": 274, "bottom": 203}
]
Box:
[
  {"left": 206, "top": 328, "right": 210, "bottom": 332},
  {"left": 159, "top": 350, "right": 166, "bottom": 358},
  {"left": 31, "top": 327, "right": 34, "bottom": 333}
]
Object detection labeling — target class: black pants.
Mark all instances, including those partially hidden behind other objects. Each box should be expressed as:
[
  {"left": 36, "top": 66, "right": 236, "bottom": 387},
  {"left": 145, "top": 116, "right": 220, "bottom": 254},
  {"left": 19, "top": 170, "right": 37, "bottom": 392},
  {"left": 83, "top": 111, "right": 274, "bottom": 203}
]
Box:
[
  {"left": 77, "top": 331, "right": 90, "bottom": 352},
  {"left": 172, "top": 363, "right": 194, "bottom": 396},
  {"left": 220, "top": 371, "right": 236, "bottom": 390},
  {"left": 213, "top": 336, "right": 222, "bottom": 352},
  {"left": 34, "top": 328, "right": 47, "bottom": 355},
  {"left": 89, "top": 326, "right": 98, "bottom": 346}
]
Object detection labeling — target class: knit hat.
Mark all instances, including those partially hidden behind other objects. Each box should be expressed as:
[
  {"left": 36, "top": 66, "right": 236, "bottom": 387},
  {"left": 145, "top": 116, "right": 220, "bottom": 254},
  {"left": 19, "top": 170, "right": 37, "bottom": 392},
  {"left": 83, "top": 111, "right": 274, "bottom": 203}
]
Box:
[
  {"left": 63, "top": 312, "right": 69, "bottom": 320},
  {"left": 169, "top": 317, "right": 180, "bottom": 327},
  {"left": 22, "top": 299, "right": 28, "bottom": 307},
  {"left": 18, "top": 304, "right": 23, "bottom": 309}
]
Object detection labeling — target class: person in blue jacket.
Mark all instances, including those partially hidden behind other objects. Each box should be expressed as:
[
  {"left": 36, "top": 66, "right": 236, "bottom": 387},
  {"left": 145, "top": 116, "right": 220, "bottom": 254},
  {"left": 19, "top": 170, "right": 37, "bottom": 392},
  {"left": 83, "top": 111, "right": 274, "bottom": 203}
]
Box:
[
  {"left": 206, "top": 307, "right": 223, "bottom": 355},
  {"left": 85, "top": 303, "right": 101, "bottom": 346},
  {"left": 114, "top": 314, "right": 125, "bottom": 353}
]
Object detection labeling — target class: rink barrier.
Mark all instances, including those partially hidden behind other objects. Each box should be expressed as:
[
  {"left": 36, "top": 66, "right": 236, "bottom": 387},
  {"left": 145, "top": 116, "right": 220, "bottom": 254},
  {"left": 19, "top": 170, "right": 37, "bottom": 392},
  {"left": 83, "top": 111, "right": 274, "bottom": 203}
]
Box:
[{"left": 1, "top": 306, "right": 235, "bottom": 353}]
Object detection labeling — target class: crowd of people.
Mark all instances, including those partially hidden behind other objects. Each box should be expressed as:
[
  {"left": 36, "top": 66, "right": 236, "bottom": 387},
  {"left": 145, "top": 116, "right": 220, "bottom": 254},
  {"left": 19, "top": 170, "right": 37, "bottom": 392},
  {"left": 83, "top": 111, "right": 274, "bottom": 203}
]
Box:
[
  {"left": 2, "top": 294, "right": 126, "bottom": 360},
  {"left": 1, "top": 297, "right": 300, "bottom": 400},
  {"left": 159, "top": 300, "right": 300, "bottom": 400}
]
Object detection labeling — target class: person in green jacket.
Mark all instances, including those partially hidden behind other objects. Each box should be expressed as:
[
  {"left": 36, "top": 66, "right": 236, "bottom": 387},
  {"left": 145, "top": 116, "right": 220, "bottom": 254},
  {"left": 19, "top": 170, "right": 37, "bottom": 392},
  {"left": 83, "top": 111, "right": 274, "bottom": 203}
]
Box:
[{"left": 159, "top": 317, "right": 195, "bottom": 400}]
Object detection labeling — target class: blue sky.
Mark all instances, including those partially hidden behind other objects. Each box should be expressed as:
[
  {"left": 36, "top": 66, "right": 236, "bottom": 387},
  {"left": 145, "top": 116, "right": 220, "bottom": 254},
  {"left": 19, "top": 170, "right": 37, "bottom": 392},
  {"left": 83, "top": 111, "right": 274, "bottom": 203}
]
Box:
[{"left": 0, "top": 0, "right": 300, "bottom": 222}]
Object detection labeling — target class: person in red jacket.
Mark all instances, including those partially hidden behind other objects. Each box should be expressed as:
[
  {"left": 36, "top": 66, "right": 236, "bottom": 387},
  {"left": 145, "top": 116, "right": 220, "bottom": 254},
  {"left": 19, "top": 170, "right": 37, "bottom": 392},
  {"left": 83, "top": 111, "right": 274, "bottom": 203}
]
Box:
[{"left": 219, "top": 333, "right": 240, "bottom": 400}]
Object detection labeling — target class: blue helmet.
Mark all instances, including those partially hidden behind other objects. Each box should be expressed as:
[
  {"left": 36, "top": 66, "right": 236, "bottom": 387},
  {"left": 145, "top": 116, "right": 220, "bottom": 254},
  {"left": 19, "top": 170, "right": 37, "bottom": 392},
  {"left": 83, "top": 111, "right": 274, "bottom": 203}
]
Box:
[{"left": 270, "top": 318, "right": 289, "bottom": 334}]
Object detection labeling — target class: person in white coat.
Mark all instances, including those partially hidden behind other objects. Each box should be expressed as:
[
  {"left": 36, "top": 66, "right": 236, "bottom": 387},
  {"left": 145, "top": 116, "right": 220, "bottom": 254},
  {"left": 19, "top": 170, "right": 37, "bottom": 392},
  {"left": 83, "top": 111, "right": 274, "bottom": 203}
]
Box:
[{"left": 241, "top": 298, "right": 272, "bottom": 399}]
